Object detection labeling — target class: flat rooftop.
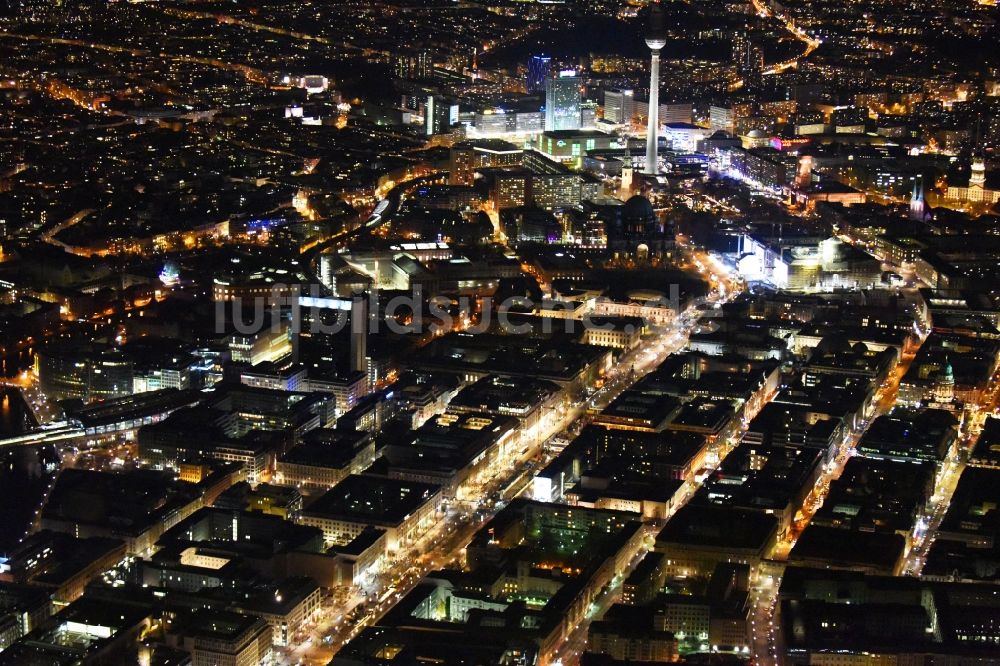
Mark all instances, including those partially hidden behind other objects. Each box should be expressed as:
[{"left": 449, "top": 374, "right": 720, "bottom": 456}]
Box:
[
  {"left": 969, "top": 416, "right": 1000, "bottom": 468},
  {"left": 666, "top": 398, "right": 738, "bottom": 434},
  {"left": 699, "top": 443, "right": 823, "bottom": 513},
  {"left": 597, "top": 391, "right": 682, "bottom": 429},
  {"left": 279, "top": 442, "right": 356, "bottom": 469},
  {"left": 303, "top": 474, "right": 440, "bottom": 526},
  {"left": 449, "top": 375, "right": 560, "bottom": 416},
  {"left": 789, "top": 525, "right": 906, "bottom": 573},
  {"left": 182, "top": 608, "right": 263, "bottom": 641},
  {"left": 656, "top": 503, "right": 779, "bottom": 552}
]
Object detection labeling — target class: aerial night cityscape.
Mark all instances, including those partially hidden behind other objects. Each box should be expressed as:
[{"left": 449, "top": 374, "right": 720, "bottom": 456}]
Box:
[{"left": 0, "top": 0, "right": 999, "bottom": 664}]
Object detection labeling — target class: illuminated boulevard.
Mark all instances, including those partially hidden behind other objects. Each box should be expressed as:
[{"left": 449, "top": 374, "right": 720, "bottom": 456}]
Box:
[
  {"left": 279, "top": 246, "right": 745, "bottom": 666},
  {"left": 748, "top": 314, "right": 1000, "bottom": 666}
]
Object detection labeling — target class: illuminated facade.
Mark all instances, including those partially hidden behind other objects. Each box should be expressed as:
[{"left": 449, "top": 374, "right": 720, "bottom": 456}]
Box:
[
  {"left": 526, "top": 55, "right": 551, "bottom": 94},
  {"left": 544, "top": 72, "right": 581, "bottom": 131},
  {"left": 946, "top": 157, "right": 1000, "bottom": 205},
  {"left": 604, "top": 89, "right": 635, "bottom": 125}
]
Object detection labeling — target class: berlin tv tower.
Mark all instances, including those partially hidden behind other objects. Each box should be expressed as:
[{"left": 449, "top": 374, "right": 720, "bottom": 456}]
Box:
[{"left": 644, "top": 1, "right": 667, "bottom": 175}]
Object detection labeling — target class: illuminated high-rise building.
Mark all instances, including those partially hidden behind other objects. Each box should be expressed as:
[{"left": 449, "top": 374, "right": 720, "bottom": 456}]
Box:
[
  {"left": 351, "top": 294, "right": 368, "bottom": 375},
  {"left": 425, "top": 95, "right": 459, "bottom": 136},
  {"left": 581, "top": 101, "right": 598, "bottom": 129},
  {"left": 526, "top": 55, "right": 552, "bottom": 94},
  {"left": 545, "top": 72, "right": 582, "bottom": 131},
  {"left": 604, "top": 89, "right": 635, "bottom": 125},
  {"left": 644, "top": 1, "right": 667, "bottom": 175},
  {"left": 732, "top": 32, "right": 764, "bottom": 77},
  {"left": 709, "top": 105, "right": 736, "bottom": 134},
  {"left": 394, "top": 50, "right": 433, "bottom": 80}
]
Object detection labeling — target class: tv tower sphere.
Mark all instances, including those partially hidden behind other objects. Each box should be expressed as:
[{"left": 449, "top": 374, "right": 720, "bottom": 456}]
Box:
[{"left": 645, "top": 1, "right": 668, "bottom": 51}]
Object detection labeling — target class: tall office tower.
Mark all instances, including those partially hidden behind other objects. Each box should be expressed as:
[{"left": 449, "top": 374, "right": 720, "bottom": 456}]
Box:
[
  {"left": 661, "top": 102, "right": 693, "bottom": 124},
  {"left": 635, "top": 100, "right": 693, "bottom": 125},
  {"left": 545, "top": 71, "right": 582, "bottom": 131},
  {"left": 351, "top": 294, "right": 368, "bottom": 374},
  {"left": 527, "top": 55, "right": 552, "bottom": 94},
  {"left": 604, "top": 89, "right": 635, "bottom": 125},
  {"left": 644, "top": 1, "right": 667, "bottom": 175},
  {"left": 394, "top": 50, "right": 433, "bottom": 80},
  {"left": 732, "top": 32, "right": 748, "bottom": 67},
  {"left": 732, "top": 32, "right": 763, "bottom": 76},
  {"left": 425, "top": 95, "right": 459, "bottom": 136},
  {"left": 709, "top": 105, "right": 736, "bottom": 133}
]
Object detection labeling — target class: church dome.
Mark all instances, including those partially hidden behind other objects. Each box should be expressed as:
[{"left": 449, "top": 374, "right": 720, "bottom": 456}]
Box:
[{"left": 623, "top": 195, "right": 655, "bottom": 221}]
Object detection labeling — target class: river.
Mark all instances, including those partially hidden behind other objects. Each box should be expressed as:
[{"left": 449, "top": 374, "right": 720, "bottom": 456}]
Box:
[{"left": 0, "top": 387, "right": 58, "bottom": 552}]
